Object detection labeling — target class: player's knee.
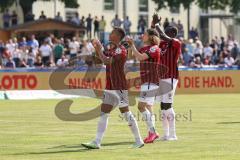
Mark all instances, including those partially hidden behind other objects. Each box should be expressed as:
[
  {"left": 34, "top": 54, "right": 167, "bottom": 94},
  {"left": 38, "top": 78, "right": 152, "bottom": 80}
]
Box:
[
  {"left": 138, "top": 102, "right": 146, "bottom": 112},
  {"left": 138, "top": 105, "right": 146, "bottom": 113},
  {"left": 146, "top": 105, "right": 153, "bottom": 113},
  {"left": 101, "top": 103, "right": 113, "bottom": 113},
  {"left": 161, "top": 102, "right": 172, "bottom": 110},
  {"left": 119, "top": 106, "right": 129, "bottom": 113}
]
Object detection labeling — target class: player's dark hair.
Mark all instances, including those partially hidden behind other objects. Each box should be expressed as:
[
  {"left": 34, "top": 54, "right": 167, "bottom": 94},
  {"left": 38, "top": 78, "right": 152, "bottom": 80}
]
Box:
[
  {"left": 113, "top": 27, "right": 126, "bottom": 41},
  {"left": 171, "top": 27, "right": 178, "bottom": 37},
  {"left": 165, "top": 26, "right": 178, "bottom": 38}
]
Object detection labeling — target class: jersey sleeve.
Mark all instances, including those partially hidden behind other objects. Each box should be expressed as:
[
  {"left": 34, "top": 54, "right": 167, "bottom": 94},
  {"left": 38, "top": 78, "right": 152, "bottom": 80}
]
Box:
[
  {"left": 112, "top": 47, "right": 127, "bottom": 63},
  {"left": 147, "top": 45, "right": 160, "bottom": 59},
  {"left": 172, "top": 39, "right": 182, "bottom": 57}
]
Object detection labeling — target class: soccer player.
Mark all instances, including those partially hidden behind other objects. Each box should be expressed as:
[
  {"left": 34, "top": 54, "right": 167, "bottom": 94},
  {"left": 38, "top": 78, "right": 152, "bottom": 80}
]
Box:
[
  {"left": 126, "top": 29, "right": 161, "bottom": 143},
  {"left": 151, "top": 14, "right": 181, "bottom": 141},
  {"left": 81, "top": 27, "right": 144, "bottom": 149}
]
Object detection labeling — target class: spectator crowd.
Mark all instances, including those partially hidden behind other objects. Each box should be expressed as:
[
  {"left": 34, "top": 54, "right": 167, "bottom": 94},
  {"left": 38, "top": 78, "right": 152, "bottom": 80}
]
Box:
[
  {"left": 179, "top": 34, "right": 240, "bottom": 68},
  {"left": 0, "top": 33, "right": 239, "bottom": 70},
  {"left": 1, "top": 9, "right": 239, "bottom": 69},
  {"left": 0, "top": 34, "right": 97, "bottom": 69}
]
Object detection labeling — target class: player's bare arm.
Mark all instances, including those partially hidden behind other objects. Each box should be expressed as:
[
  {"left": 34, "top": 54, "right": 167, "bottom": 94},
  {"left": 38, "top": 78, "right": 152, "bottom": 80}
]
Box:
[
  {"left": 92, "top": 39, "right": 111, "bottom": 64},
  {"left": 151, "top": 14, "right": 172, "bottom": 42},
  {"left": 155, "top": 24, "right": 172, "bottom": 42},
  {"left": 125, "top": 37, "right": 149, "bottom": 61}
]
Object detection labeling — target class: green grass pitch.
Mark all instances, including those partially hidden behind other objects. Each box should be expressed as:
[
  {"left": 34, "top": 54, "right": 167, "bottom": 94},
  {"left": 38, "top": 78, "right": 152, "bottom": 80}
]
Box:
[{"left": 0, "top": 94, "right": 240, "bottom": 160}]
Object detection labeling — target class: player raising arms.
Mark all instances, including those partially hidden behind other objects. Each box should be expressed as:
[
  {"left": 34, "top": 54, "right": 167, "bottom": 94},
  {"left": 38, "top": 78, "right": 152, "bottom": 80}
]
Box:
[
  {"left": 126, "top": 29, "right": 161, "bottom": 143},
  {"left": 151, "top": 14, "right": 181, "bottom": 141},
  {"left": 81, "top": 27, "right": 144, "bottom": 149}
]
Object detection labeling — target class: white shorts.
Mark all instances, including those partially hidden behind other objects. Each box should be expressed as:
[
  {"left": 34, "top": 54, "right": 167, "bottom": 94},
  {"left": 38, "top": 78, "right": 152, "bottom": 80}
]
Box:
[
  {"left": 102, "top": 90, "right": 129, "bottom": 108},
  {"left": 156, "top": 78, "right": 178, "bottom": 104},
  {"left": 139, "top": 83, "right": 159, "bottom": 106}
]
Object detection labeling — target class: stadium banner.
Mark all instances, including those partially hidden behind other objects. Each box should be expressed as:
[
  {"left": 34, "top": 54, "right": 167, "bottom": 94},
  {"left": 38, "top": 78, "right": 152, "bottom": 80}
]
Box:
[{"left": 0, "top": 68, "right": 240, "bottom": 94}]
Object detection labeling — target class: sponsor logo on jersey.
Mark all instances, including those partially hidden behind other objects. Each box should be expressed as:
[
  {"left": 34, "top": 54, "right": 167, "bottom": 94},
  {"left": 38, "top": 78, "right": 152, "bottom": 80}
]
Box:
[{"left": 115, "top": 48, "right": 122, "bottom": 54}]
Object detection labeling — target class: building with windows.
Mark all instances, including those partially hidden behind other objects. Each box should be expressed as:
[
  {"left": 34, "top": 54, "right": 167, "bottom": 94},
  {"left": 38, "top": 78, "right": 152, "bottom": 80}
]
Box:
[
  {"left": 31, "top": 0, "right": 239, "bottom": 42},
  {"left": 0, "top": 0, "right": 238, "bottom": 42}
]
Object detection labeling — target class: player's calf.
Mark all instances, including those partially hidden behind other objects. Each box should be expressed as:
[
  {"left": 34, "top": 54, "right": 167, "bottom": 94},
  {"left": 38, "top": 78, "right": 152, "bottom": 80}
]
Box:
[{"left": 120, "top": 107, "right": 144, "bottom": 148}]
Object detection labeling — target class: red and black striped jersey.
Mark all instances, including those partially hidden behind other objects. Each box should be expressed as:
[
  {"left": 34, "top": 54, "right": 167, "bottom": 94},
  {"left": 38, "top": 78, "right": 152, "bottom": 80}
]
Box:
[
  {"left": 159, "top": 39, "right": 181, "bottom": 79},
  {"left": 104, "top": 45, "right": 128, "bottom": 90},
  {"left": 139, "top": 45, "right": 161, "bottom": 85}
]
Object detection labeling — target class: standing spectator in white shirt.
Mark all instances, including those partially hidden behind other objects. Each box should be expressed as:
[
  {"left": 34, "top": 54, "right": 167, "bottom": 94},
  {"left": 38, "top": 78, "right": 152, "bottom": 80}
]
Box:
[
  {"left": 111, "top": 14, "right": 122, "bottom": 28},
  {"left": 227, "top": 34, "right": 234, "bottom": 51},
  {"left": 28, "top": 35, "right": 39, "bottom": 56},
  {"left": 6, "top": 39, "right": 17, "bottom": 55},
  {"left": 39, "top": 39, "right": 52, "bottom": 66},
  {"left": 71, "top": 12, "right": 81, "bottom": 26},
  {"left": 81, "top": 40, "right": 95, "bottom": 56},
  {"left": 123, "top": 16, "right": 132, "bottom": 35},
  {"left": 203, "top": 43, "right": 213, "bottom": 59},
  {"left": 57, "top": 55, "right": 69, "bottom": 68},
  {"left": 80, "top": 40, "right": 95, "bottom": 65},
  {"left": 193, "top": 41, "right": 203, "bottom": 58},
  {"left": 68, "top": 37, "right": 80, "bottom": 59},
  {"left": 170, "top": 18, "right": 177, "bottom": 27},
  {"left": 224, "top": 53, "right": 235, "bottom": 67},
  {"left": 12, "top": 47, "right": 21, "bottom": 67},
  {"left": 20, "top": 47, "right": 29, "bottom": 62},
  {"left": 185, "top": 39, "right": 195, "bottom": 57}
]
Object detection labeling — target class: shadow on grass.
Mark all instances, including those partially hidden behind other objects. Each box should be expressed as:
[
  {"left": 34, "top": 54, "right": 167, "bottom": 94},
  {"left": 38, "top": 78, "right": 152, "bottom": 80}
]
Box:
[
  {"left": 8, "top": 141, "right": 134, "bottom": 156},
  {"left": 102, "top": 141, "right": 133, "bottom": 147},
  {"left": 48, "top": 141, "right": 133, "bottom": 149},
  {"left": 217, "top": 122, "right": 240, "bottom": 124},
  {"left": 9, "top": 148, "right": 89, "bottom": 156}
]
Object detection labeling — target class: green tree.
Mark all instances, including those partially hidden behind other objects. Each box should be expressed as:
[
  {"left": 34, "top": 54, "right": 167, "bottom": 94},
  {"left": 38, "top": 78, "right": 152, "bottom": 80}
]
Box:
[
  {"left": 0, "top": 0, "right": 15, "bottom": 12},
  {"left": 152, "top": 0, "right": 240, "bottom": 13},
  {"left": 230, "top": 0, "right": 240, "bottom": 13},
  {"left": 151, "top": 0, "right": 240, "bottom": 38},
  {"left": 0, "top": 0, "right": 79, "bottom": 19}
]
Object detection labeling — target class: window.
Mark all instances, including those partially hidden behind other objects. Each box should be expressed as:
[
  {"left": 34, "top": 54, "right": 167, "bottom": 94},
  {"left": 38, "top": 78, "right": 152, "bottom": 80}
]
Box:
[
  {"left": 65, "top": 8, "right": 78, "bottom": 22},
  {"left": 138, "top": 0, "right": 148, "bottom": 27},
  {"left": 170, "top": 6, "right": 180, "bottom": 14},
  {"left": 139, "top": 0, "right": 148, "bottom": 12},
  {"left": 104, "top": 0, "right": 115, "bottom": 10}
]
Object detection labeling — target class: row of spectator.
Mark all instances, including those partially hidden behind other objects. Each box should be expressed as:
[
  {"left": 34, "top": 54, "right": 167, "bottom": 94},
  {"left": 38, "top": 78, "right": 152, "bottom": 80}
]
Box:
[
  {"left": 1, "top": 33, "right": 239, "bottom": 69},
  {"left": 179, "top": 34, "right": 240, "bottom": 68}
]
